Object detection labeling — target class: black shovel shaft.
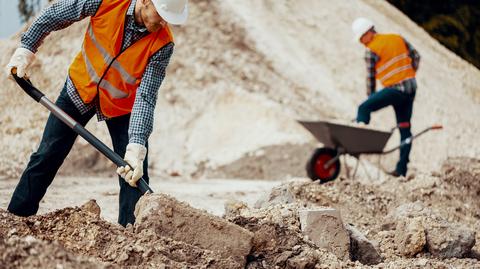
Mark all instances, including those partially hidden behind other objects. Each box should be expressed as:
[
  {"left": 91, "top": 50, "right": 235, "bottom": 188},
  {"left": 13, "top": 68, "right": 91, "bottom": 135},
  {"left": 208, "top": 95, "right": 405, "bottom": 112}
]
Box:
[{"left": 12, "top": 74, "right": 153, "bottom": 194}]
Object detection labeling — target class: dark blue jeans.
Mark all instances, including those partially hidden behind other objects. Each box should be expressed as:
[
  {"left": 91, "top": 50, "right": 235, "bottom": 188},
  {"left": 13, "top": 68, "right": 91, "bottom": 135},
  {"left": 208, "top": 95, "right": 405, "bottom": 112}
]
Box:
[
  {"left": 7, "top": 84, "right": 148, "bottom": 227},
  {"left": 356, "top": 88, "right": 415, "bottom": 176}
]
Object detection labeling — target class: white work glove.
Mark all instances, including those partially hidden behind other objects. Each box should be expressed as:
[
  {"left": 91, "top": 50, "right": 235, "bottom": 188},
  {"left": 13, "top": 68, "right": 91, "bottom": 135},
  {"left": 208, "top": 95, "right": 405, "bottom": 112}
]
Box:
[
  {"left": 5, "top": 48, "right": 35, "bottom": 78},
  {"left": 116, "top": 143, "right": 147, "bottom": 187}
]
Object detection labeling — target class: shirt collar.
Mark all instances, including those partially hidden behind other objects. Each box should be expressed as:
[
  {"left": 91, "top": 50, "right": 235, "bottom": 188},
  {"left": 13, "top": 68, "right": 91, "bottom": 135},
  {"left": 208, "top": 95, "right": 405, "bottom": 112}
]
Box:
[
  {"left": 127, "top": 0, "right": 147, "bottom": 33},
  {"left": 126, "top": 0, "right": 136, "bottom": 16}
]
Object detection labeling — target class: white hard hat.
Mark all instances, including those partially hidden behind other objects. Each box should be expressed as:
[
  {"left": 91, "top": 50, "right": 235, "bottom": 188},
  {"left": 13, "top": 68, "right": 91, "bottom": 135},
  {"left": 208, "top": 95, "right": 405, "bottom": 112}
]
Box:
[
  {"left": 351, "top": 17, "right": 374, "bottom": 42},
  {"left": 151, "top": 0, "right": 189, "bottom": 25}
]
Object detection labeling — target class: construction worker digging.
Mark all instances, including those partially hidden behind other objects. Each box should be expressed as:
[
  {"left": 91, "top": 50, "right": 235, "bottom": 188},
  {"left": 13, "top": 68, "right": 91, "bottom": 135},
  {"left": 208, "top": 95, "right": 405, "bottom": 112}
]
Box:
[
  {"left": 352, "top": 17, "right": 421, "bottom": 177},
  {"left": 5, "top": 0, "right": 188, "bottom": 227}
]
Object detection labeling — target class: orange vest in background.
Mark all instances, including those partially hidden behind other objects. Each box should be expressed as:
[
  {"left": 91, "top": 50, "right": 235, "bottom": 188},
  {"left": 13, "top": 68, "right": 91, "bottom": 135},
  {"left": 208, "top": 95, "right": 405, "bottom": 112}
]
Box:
[
  {"left": 69, "top": 0, "right": 174, "bottom": 118},
  {"left": 367, "top": 34, "right": 415, "bottom": 87}
]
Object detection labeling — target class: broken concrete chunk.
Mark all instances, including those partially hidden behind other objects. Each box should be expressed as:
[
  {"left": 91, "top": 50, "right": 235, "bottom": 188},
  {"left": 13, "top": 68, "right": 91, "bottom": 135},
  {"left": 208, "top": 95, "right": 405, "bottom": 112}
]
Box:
[
  {"left": 385, "top": 202, "right": 476, "bottom": 259},
  {"left": 80, "top": 199, "right": 101, "bottom": 218},
  {"left": 345, "top": 224, "right": 382, "bottom": 265},
  {"left": 394, "top": 217, "right": 426, "bottom": 257},
  {"left": 224, "top": 199, "right": 248, "bottom": 219},
  {"left": 254, "top": 183, "right": 298, "bottom": 209},
  {"left": 425, "top": 220, "right": 475, "bottom": 259},
  {"left": 134, "top": 193, "right": 254, "bottom": 267},
  {"left": 299, "top": 208, "right": 350, "bottom": 261}
]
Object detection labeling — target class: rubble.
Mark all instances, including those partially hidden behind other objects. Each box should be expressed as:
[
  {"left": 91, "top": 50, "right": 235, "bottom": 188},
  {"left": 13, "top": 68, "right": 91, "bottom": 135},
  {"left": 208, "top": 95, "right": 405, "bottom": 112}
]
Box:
[
  {"left": 386, "top": 202, "right": 476, "bottom": 258},
  {"left": 299, "top": 208, "right": 350, "bottom": 261},
  {"left": 345, "top": 224, "right": 383, "bottom": 265}
]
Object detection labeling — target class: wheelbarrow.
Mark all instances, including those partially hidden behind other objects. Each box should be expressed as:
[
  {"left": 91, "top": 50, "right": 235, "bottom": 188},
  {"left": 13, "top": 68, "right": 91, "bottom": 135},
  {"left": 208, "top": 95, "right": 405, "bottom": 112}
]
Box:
[{"left": 298, "top": 120, "right": 443, "bottom": 183}]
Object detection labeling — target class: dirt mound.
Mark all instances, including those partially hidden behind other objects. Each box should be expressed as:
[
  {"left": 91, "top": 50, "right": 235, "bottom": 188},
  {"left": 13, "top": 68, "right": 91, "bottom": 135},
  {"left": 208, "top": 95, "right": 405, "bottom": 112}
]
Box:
[
  {"left": 441, "top": 157, "right": 480, "bottom": 196},
  {"left": 1, "top": 157, "right": 480, "bottom": 268},
  {"left": 0, "top": 236, "right": 111, "bottom": 269},
  {"left": 0, "top": 201, "right": 239, "bottom": 269},
  {"left": 226, "top": 203, "right": 348, "bottom": 268},
  {"left": 231, "top": 157, "right": 480, "bottom": 267},
  {"left": 198, "top": 143, "right": 316, "bottom": 180}
]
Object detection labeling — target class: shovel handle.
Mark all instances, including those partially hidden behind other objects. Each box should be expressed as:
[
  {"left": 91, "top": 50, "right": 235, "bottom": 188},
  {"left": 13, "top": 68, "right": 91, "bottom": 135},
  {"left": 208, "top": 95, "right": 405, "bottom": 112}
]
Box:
[
  {"left": 11, "top": 70, "right": 153, "bottom": 194},
  {"left": 11, "top": 68, "right": 44, "bottom": 102}
]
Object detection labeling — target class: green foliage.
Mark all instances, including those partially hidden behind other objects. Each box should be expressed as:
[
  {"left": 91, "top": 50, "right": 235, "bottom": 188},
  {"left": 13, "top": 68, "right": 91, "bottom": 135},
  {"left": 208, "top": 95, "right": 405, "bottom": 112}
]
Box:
[{"left": 387, "top": 0, "right": 480, "bottom": 68}]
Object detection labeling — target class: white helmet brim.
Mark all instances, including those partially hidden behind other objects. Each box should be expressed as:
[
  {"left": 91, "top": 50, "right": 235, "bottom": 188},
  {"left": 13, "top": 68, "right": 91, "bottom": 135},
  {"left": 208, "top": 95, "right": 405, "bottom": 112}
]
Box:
[{"left": 152, "top": 0, "right": 189, "bottom": 25}]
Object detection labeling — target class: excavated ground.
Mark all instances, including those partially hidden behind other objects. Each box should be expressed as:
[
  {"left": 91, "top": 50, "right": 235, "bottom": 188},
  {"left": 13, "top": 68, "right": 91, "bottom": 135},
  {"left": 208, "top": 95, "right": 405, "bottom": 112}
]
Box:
[{"left": 1, "top": 158, "right": 479, "bottom": 269}]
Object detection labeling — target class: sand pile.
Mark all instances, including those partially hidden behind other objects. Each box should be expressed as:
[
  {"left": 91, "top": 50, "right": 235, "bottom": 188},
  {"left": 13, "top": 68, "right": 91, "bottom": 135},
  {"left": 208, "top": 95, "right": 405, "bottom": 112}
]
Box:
[{"left": 1, "top": 0, "right": 478, "bottom": 180}]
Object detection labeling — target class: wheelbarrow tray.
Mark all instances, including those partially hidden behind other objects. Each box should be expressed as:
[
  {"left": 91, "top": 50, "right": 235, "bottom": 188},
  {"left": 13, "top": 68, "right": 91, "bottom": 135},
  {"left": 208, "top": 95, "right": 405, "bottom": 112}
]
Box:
[{"left": 299, "top": 120, "right": 392, "bottom": 155}]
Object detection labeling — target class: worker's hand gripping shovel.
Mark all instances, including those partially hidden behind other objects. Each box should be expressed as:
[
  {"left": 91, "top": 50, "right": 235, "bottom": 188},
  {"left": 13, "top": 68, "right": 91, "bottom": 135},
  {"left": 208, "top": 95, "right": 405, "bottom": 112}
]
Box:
[{"left": 11, "top": 69, "right": 153, "bottom": 194}]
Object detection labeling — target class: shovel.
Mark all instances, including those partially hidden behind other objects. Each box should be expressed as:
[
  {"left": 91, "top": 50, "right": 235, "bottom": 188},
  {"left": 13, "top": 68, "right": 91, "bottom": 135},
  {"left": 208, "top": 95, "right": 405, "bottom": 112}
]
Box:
[{"left": 11, "top": 70, "right": 153, "bottom": 194}]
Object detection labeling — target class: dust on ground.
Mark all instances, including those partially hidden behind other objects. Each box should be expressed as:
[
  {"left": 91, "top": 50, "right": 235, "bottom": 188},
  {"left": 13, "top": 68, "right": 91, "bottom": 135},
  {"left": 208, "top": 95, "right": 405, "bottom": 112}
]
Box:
[{"left": 1, "top": 158, "right": 479, "bottom": 268}]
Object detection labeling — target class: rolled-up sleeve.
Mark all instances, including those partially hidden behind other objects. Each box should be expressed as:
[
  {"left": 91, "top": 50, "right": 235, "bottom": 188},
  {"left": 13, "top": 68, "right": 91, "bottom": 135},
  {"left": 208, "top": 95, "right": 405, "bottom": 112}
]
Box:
[
  {"left": 21, "top": 0, "right": 102, "bottom": 53},
  {"left": 128, "top": 43, "right": 175, "bottom": 146}
]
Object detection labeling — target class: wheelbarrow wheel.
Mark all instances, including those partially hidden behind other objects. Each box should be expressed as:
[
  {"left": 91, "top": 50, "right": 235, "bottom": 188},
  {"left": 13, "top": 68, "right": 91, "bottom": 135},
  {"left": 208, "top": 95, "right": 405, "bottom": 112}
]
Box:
[{"left": 306, "top": 147, "right": 341, "bottom": 183}]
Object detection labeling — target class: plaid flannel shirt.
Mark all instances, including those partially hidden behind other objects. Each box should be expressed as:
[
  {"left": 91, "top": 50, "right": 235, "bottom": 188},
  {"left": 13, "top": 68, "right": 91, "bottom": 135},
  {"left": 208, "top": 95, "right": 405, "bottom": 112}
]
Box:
[
  {"left": 20, "top": 0, "right": 174, "bottom": 146},
  {"left": 365, "top": 38, "right": 420, "bottom": 95}
]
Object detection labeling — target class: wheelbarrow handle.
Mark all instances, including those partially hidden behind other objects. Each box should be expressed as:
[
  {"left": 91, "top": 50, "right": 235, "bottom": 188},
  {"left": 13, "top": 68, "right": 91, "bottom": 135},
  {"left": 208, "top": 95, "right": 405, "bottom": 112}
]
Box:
[
  {"left": 382, "top": 124, "right": 443, "bottom": 154},
  {"left": 11, "top": 70, "right": 153, "bottom": 194},
  {"left": 430, "top": 124, "right": 443, "bottom": 130}
]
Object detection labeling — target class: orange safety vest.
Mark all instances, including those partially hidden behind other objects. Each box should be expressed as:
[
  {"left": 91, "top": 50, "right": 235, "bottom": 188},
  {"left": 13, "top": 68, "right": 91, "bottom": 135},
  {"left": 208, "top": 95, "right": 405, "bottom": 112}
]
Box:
[
  {"left": 69, "top": 0, "right": 174, "bottom": 118},
  {"left": 367, "top": 34, "right": 415, "bottom": 87}
]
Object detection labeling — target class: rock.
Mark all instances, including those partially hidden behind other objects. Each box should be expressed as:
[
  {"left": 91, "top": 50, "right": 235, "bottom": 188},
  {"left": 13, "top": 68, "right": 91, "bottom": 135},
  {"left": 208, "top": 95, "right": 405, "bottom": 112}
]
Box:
[
  {"left": 425, "top": 220, "right": 475, "bottom": 258},
  {"left": 385, "top": 202, "right": 476, "bottom": 259},
  {"left": 384, "top": 201, "right": 436, "bottom": 224},
  {"left": 254, "top": 182, "right": 298, "bottom": 209},
  {"left": 299, "top": 208, "right": 350, "bottom": 260},
  {"left": 224, "top": 199, "right": 248, "bottom": 218},
  {"left": 345, "top": 224, "right": 382, "bottom": 265},
  {"left": 134, "top": 194, "right": 254, "bottom": 267},
  {"left": 286, "top": 249, "right": 318, "bottom": 269},
  {"left": 80, "top": 199, "right": 101, "bottom": 218},
  {"left": 394, "top": 218, "right": 426, "bottom": 257}
]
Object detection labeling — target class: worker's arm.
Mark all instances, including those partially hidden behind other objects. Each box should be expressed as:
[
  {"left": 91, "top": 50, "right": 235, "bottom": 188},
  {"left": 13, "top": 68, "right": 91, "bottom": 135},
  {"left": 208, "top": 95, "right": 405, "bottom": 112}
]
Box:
[
  {"left": 404, "top": 39, "right": 421, "bottom": 71},
  {"left": 364, "top": 49, "right": 378, "bottom": 96},
  {"left": 21, "top": 0, "right": 102, "bottom": 53},
  {"left": 128, "top": 43, "right": 175, "bottom": 146}
]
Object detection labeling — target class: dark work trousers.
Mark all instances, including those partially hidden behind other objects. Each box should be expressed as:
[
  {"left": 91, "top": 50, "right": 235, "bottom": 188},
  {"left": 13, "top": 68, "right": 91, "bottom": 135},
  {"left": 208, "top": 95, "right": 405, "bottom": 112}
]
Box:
[
  {"left": 7, "top": 84, "right": 149, "bottom": 227},
  {"left": 356, "top": 88, "right": 415, "bottom": 176}
]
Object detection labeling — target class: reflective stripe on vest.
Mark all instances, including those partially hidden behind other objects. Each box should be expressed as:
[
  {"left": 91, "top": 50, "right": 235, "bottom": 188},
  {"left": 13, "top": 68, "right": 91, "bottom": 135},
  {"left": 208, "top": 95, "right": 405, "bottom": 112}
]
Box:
[
  {"left": 81, "top": 46, "right": 128, "bottom": 99},
  {"left": 380, "top": 64, "right": 412, "bottom": 82},
  {"left": 86, "top": 25, "right": 137, "bottom": 85},
  {"left": 367, "top": 34, "right": 415, "bottom": 87},
  {"left": 376, "top": 53, "right": 409, "bottom": 74}
]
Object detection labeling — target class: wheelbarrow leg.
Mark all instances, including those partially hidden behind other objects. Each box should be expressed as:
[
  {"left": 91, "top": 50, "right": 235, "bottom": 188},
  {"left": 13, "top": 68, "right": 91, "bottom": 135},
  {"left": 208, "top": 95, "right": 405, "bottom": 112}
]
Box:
[
  {"left": 359, "top": 158, "right": 374, "bottom": 182},
  {"left": 351, "top": 157, "right": 360, "bottom": 180},
  {"left": 343, "top": 155, "right": 350, "bottom": 178}
]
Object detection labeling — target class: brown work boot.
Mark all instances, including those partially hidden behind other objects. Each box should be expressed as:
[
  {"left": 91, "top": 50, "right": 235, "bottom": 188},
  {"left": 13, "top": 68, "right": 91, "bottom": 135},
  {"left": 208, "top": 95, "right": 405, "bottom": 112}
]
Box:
[{"left": 387, "top": 170, "right": 402, "bottom": 177}]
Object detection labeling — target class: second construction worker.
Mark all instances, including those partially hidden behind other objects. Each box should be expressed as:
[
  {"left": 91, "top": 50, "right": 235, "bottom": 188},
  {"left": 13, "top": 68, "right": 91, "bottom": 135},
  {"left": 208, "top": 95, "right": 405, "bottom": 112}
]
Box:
[{"left": 352, "top": 17, "right": 421, "bottom": 177}]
